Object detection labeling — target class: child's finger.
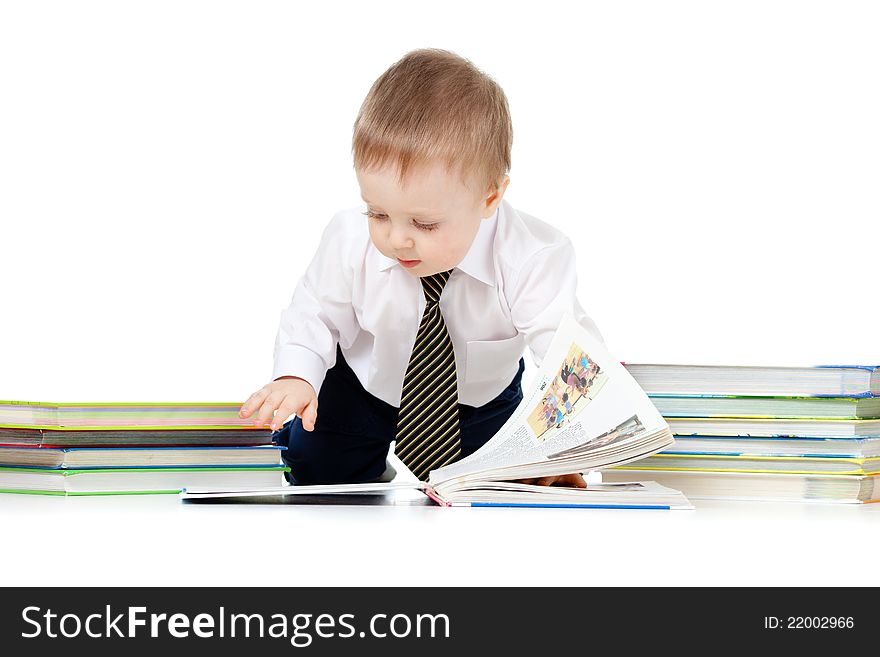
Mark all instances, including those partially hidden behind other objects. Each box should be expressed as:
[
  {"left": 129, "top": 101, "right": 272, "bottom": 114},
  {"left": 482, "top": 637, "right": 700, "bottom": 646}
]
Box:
[
  {"left": 270, "top": 401, "right": 296, "bottom": 431},
  {"left": 563, "top": 473, "right": 588, "bottom": 488},
  {"left": 254, "top": 391, "right": 284, "bottom": 427},
  {"left": 302, "top": 398, "right": 319, "bottom": 432},
  {"left": 239, "top": 388, "right": 269, "bottom": 418}
]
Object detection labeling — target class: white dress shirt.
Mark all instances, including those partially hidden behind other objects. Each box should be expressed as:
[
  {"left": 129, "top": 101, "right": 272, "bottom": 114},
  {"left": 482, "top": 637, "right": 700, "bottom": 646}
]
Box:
[{"left": 273, "top": 198, "right": 604, "bottom": 408}]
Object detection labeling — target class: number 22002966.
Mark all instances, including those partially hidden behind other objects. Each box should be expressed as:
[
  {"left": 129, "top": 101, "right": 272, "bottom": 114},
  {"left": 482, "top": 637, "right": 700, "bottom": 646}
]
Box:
[{"left": 764, "top": 617, "right": 854, "bottom": 629}]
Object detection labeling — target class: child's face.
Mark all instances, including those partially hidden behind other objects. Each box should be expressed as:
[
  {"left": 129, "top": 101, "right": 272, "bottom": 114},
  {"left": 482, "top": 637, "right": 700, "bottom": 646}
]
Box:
[{"left": 357, "top": 161, "right": 508, "bottom": 277}]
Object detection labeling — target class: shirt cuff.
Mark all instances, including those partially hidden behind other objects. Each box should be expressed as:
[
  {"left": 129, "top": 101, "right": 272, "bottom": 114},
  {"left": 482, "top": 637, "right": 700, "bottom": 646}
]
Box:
[{"left": 272, "top": 346, "right": 330, "bottom": 397}]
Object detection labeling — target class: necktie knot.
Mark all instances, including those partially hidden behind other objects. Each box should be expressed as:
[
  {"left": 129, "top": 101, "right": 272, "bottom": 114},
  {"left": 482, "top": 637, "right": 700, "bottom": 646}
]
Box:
[{"left": 420, "top": 269, "right": 453, "bottom": 305}]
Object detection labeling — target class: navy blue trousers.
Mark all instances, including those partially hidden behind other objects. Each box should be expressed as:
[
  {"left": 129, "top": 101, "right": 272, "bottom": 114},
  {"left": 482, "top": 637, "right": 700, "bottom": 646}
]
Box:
[{"left": 273, "top": 345, "right": 525, "bottom": 484}]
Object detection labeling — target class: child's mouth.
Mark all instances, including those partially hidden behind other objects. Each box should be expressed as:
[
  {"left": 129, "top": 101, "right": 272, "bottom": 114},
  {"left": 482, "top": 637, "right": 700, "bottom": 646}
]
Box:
[{"left": 397, "top": 258, "right": 421, "bottom": 268}]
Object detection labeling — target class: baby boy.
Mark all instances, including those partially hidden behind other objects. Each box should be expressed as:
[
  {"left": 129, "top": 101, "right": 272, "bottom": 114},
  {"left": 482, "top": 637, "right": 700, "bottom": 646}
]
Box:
[{"left": 239, "top": 48, "right": 602, "bottom": 486}]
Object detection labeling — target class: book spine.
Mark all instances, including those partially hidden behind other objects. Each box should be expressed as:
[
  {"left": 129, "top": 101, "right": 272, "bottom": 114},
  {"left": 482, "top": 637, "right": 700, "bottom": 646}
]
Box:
[{"left": 423, "top": 487, "right": 449, "bottom": 507}]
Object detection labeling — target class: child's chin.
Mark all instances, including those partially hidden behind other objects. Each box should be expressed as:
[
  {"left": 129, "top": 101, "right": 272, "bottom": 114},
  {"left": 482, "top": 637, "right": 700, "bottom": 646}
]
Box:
[{"left": 405, "top": 264, "right": 435, "bottom": 276}]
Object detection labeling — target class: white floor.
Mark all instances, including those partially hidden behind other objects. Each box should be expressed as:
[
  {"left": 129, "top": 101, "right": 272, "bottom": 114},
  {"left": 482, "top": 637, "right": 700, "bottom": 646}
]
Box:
[{"left": 3, "top": 492, "right": 878, "bottom": 587}]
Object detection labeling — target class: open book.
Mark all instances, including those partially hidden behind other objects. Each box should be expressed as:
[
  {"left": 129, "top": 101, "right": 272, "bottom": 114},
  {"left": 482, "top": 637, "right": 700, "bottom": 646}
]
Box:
[{"left": 181, "top": 313, "right": 690, "bottom": 509}]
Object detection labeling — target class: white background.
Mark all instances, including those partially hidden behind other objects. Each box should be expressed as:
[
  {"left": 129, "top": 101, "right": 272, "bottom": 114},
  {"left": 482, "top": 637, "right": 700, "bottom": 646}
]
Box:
[
  {"left": 1, "top": 0, "right": 878, "bottom": 403},
  {"left": 1, "top": 1, "right": 879, "bottom": 586}
]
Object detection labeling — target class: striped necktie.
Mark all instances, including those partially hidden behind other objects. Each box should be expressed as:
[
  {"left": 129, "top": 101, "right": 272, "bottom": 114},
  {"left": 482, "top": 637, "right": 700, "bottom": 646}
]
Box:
[{"left": 395, "top": 269, "right": 461, "bottom": 481}]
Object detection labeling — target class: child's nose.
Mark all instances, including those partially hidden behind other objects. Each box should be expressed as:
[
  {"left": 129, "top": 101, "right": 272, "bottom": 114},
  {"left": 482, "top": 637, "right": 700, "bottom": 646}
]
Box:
[{"left": 389, "top": 225, "right": 414, "bottom": 249}]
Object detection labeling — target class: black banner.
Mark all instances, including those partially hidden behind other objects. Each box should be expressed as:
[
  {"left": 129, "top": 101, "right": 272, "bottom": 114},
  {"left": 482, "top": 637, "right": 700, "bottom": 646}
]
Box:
[{"left": 0, "top": 587, "right": 869, "bottom": 655}]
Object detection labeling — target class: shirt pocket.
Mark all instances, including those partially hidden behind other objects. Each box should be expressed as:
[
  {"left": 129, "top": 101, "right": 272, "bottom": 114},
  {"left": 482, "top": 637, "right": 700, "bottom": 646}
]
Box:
[{"left": 465, "top": 335, "right": 525, "bottom": 385}]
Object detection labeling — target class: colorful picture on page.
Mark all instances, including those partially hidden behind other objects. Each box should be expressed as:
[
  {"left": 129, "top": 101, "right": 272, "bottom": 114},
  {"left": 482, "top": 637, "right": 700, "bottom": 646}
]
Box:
[{"left": 526, "top": 342, "right": 608, "bottom": 441}]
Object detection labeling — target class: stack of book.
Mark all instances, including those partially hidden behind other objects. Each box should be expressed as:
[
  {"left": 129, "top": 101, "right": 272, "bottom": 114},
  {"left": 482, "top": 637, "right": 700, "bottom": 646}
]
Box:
[
  {"left": 0, "top": 400, "right": 288, "bottom": 495},
  {"left": 602, "top": 365, "right": 880, "bottom": 504}
]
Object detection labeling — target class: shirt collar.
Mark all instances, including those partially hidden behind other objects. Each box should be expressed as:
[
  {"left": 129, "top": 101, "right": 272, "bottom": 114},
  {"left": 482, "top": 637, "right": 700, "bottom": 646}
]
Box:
[{"left": 375, "top": 206, "right": 498, "bottom": 287}]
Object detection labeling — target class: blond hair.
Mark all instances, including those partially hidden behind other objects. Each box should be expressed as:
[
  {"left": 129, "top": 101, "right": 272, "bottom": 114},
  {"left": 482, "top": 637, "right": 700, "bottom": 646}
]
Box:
[{"left": 352, "top": 48, "right": 512, "bottom": 195}]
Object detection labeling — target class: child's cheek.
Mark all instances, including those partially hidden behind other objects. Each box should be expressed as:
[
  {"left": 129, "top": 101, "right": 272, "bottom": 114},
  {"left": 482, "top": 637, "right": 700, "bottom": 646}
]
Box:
[
  {"left": 367, "top": 225, "right": 389, "bottom": 256},
  {"left": 439, "top": 238, "right": 464, "bottom": 265}
]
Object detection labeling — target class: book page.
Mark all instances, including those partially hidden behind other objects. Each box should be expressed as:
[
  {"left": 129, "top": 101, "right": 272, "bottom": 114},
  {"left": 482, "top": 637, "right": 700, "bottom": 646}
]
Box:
[{"left": 429, "top": 312, "right": 670, "bottom": 485}]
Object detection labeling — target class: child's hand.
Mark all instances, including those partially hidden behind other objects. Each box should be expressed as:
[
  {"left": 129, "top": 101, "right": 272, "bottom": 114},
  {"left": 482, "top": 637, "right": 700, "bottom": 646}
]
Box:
[
  {"left": 516, "top": 473, "right": 587, "bottom": 488},
  {"left": 239, "top": 377, "right": 318, "bottom": 431}
]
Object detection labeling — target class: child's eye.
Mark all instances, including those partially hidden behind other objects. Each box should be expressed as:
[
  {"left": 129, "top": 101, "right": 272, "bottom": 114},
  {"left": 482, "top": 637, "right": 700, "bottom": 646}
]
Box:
[
  {"left": 361, "top": 210, "right": 439, "bottom": 232},
  {"left": 413, "top": 221, "right": 439, "bottom": 231}
]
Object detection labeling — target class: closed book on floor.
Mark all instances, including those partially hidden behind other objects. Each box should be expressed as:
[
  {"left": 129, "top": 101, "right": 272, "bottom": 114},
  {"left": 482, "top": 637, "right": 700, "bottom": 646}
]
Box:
[
  {"left": 0, "top": 427, "right": 273, "bottom": 447},
  {"left": 0, "top": 465, "right": 288, "bottom": 495},
  {"left": 0, "top": 445, "right": 283, "bottom": 469},
  {"left": 180, "top": 479, "right": 693, "bottom": 509},
  {"left": 617, "top": 453, "right": 880, "bottom": 476},
  {"left": 662, "top": 436, "right": 880, "bottom": 459},
  {"left": 624, "top": 364, "right": 880, "bottom": 397},
  {"left": 601, "top": 469, "right": 880, "bottom": 504},
  {"left": 651, "top": 395, "right": 880, "bottom": 419},
  {"left": 666, "top": 417, "right": 880, "bottom": 439},
  {"left": 0, "top": 401, "right": 263, "bottom": 430}
]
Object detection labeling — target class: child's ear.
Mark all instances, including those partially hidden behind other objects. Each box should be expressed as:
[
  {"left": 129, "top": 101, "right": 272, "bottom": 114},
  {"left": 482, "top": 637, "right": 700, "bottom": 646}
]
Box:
[{"left": 482, "top": 175, "right": 510, "bottom": 217}]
